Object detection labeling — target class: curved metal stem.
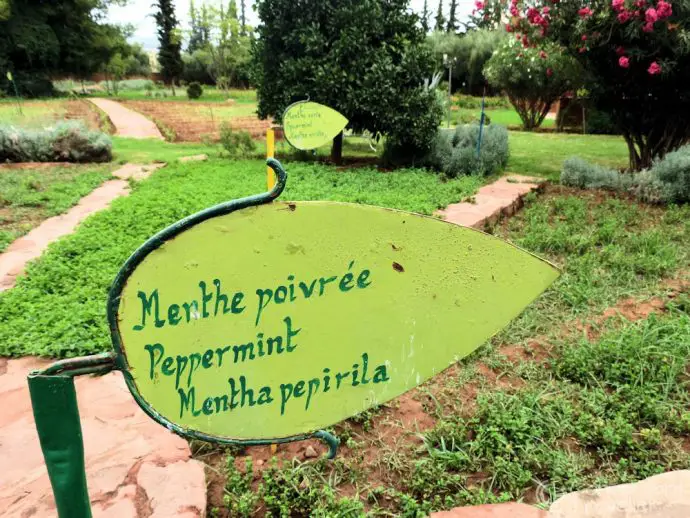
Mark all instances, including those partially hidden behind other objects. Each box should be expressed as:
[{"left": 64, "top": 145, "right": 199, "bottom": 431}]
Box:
[{"left": 312, "top": 430, "right": 339, "bottom": 459}]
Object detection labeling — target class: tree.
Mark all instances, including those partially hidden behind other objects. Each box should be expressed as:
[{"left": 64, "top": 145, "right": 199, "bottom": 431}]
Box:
[
  {"left": 435, "top": 0, "right": 446, "bottom": 31},
  {"left": 0, "top": 0, "right": 136, "bottom": 96},
  {"left": 421, "top": 0, "right": 430, "bottom": 33},
  {"left": 254, "top": 0, "right": 441, "bottom": 164},
  {"left": 447, "top": 0, "right": 458, "bottom": 32},
  {"left": 428, "top": 29, "right": 506, "bottom": 94},
  {"left": 477, "top": 0, "right": 690, "bottom": 171},
  {"left": 188, "top": 0, "right": 205, "bottom": 52},
  {"left": 484, "top": 39, "right": 581, "bottom": 130},
  {"left": 240, "top": 0, "right": 247, "bottom": 35},
  {"left": 154, "top": 0, "right": 183, "bottom": 94}
]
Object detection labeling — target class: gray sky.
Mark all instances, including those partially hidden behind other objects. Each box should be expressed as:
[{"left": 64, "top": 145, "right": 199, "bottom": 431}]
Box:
[{"left": 107, "top": 1, "right": 476, "bottom": 50}]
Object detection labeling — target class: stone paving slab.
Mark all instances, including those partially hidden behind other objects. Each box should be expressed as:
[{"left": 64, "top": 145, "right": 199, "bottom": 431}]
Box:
[
  {"left": 549, "top": 471, "right": 690, "bottom": 518},
  {"left": 430, "top": 503, "right": 547, "bottom": 518},
  {"left": 0, "top": 163, "right": 164, "bottom": 291},
  {"left": 436, "top": 174, "right": 545, "bottom": 229},
  {"left": 0, "top": 357, "right": 206, "bottom": 518},
  {"left": 89, "top": 98, "right": 164, "bottom": 140}
]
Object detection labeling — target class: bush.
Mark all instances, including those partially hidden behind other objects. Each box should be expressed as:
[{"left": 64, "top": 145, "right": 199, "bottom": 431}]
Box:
[
  {"left": 186, "top": 81, "right": 203, "bottom": 100},
  {"left": 99, "top": 79, "right": 154, "bottom": 91},
  {"left": 0, "top": 73, "right": 55, "bottom": 98},
  {"left": 585, "top": 108, "right": 619, "bottom": 136},
  {"left": 456, "top": 94, "right": 509, "bottom": 110},
  {"left": 219, "top": 124, "right": 256, "bottom": 158},
  {"left": 426, "top": 124, "right": 509, "bottom": 178},
  {"left": 0, "top": 122, "right": 112, "bottom": 163},
  {"left": 653, "top": 145, "right": 690, "bottom": 204},
  {"left": 561, "top": 147, "right": 690, "bottom": 204}
]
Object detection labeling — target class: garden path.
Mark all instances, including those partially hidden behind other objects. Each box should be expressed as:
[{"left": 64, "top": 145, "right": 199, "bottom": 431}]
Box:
[
  {"left": 0, "top": 163, "right": 164, "bottom": 291},
  {"left": 89, "top": 98, "right": 164, "bottom": 139},
  {"left": 436, "top": 174, "right": 545, "bottom": 228}
]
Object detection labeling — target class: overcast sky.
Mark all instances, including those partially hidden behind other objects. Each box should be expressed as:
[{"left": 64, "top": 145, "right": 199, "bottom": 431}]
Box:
[{"left": 107, "top": 1, "right": 476, "bottom": 50}]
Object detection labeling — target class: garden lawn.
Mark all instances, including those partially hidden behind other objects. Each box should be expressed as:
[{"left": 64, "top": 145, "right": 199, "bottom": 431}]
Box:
[
  {"left": 0, "top": 164, "right": 114, "bottom": 252},
  {"left": 215, "top": 187, "right": 690, "bottom": 516},
  {"left": 112, "top": 136, "right": 220, "bottom": 163},
  {"left": 0, "top": 99, "right": 107, "bottom": 131},
  {"left": 0, "top": 158, "right": 481, "bottom": 358},
  {"left": 508, "top": 131, "right": 628, "bottom": 180},
  {"left": 451, "top": 107, "right": 556, "bottom": 129}
]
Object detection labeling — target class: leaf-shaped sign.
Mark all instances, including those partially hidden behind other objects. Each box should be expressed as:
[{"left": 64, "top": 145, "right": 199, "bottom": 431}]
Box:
[
  {"left": 110, "top": 195, "right": 558, "bottom": 443},
  {"left": 283, "top": 101, "right": 349, "bottom": 150}
]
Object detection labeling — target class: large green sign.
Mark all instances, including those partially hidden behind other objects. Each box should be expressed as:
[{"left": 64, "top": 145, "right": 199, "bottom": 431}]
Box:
[
  {"left": 283, "top": 101, "right": 349, "bottom": 150},
  {"left": 109, "top": 162, "right": 558, "bottom": 444}
]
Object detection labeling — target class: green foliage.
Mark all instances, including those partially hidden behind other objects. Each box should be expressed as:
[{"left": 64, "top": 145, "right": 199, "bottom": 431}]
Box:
[
  {"left": 154, "top": 0, "right": 184, "bottom": 86},
  {"left": 426, "top": 124, "right": 509, "bottom": 178},
  {"left": 456, "top": 95, "right": 509, "bottom": 110},
  {"left": 182, "top": 49, "right": 214, "bottom": 84},
  {"left": 186, "top": 81, "right": 203, "bottom": 99},
  {"left": 428, "top": 30, "right": 507, "bottom": 94},
  {"left": 0, "top": 72, "right": 54, "bottom": 98},
  {"left": 653, "top": 145, "right": 690, "bottom": 204},
  {"left": 219, "top": 123, "right": 255, "bottom": 157},
  {"left": 562, "top": 145, "right": 690, "bottom": 204},
  {"left": 254, "top": 0, "right": 441, "bottom": 162},
  {"left": 0, "top": 121, "right": 112, "bottom": 163},
  {"left": 0, "top": 158, "right": 480, "bottom": 357},
  {"left": 484, "top": 40, "right": 581, "bottom": 130},
  {"left": 0, "top": 164, "right": 113, "bottom": 252}
]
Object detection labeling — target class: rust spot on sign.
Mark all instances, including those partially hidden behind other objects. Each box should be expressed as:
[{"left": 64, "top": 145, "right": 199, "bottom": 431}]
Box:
[
  {"left": 391, "top": 243, "right": 401, "bottom": 251},
  {"left": 392, "top": 262, "right": 405, "bottom": 273}
]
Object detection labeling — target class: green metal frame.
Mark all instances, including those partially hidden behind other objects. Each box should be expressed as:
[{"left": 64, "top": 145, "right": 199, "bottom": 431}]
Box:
[{"left": 27, "top": 159, "right": 337, "bottom": 518}]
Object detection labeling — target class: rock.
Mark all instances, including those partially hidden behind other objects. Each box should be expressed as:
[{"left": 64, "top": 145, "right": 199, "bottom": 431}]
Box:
[
  {"left": 549, "top": 471, "right": 690, "bottom": 518},
  {"left": 178, "top": 154, "right": 208, "bottom": 163},
  {"left": 430, "top": 503, "right": 547, "bottom": 518},
  {"left": 0, "top": 358, "right": 206, "bottom": 518},
  {"left": 303, "top": 445, "right": 319, "bottom": 459}
]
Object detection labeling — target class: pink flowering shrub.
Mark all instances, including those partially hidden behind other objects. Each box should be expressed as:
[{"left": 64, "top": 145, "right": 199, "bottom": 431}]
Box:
[{"left": 477, "top": 0, "right": 690, "bottom": 169}]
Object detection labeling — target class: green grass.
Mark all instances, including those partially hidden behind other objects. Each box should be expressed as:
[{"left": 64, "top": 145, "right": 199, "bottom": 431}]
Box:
[
  {"left": 111, "top": 137, "right": 220, "bottom": 163},
  {"left": 93, "top": 86, "right": 257, "bottom": 104},
  {"left": 0, "top": 158, "right": 481, "bottom": 357},
  {"left": 0, "top": 99, "right": 66, "bottom": 128},
  {"left": 449, "top": 107, "right": 555, "bottom": 129},
  {"left": 0, "top": 164, "right": 114, "bottom": 252},
  {"left": 507, "top": 132, "right": 628, "bottom": 181}
]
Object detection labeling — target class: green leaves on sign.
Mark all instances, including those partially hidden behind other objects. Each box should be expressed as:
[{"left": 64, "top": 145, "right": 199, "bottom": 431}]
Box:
[{"left": 282, "top": 101, "right": 349, "bottom": 150}]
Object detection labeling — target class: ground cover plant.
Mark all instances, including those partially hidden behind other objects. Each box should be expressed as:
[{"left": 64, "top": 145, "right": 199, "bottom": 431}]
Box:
[
  {"left": 0, "top": 164, "right": 114, "bottom": 252},
  {"left": 121, "top": 100, "right": 268, "bottom": 142},
  {"left": 0, "top": 158, "right": 482, "bottom": 358}
]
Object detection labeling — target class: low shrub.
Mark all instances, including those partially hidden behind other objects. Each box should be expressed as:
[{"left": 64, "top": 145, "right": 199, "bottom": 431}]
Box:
[
  {"left": 561, "top": 145, "right": 690, "bottom": 204},
  {"left": 653, "top": 145, "right": 690, "bottom": 204},
  {"left": 0, "top": 73, "right": 55, "bottom": 98},
  {"left": 0, "top": 122, "right": 112, "bottom": 163},
  {"left": 99, "top": 79, "right": 154, "bottom": 91},
  {"left": 426, "top": 124, "right": 509, "bottom": 178},
  {"left": 186, "top": 81, "right": 203, "bottom": 100},
  {"left": 219, "top": 123, "right": 256, "bottom": 158}
]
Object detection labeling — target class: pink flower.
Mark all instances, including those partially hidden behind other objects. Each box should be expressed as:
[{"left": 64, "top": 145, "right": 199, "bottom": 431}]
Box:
[
  {"left": 581, "top": 34, "right": 588, "bottom": 41},
  {"left": 539, "top": 50, "right": 548, "bottom": 59},
  {"left": 645, "top": 7, "right": 658, "bottom": 22},
  {"left": 542, "top": 6, "right": 551, "bottom": 14},
  {"left": 656, "top": 0, "right": 672, "bottom": 19},
  {"left": 619, "top": 56, "right": 630, "bottom": 68},
  {"left": 634, "top": 0, "right": 646, "bottom": 7},
  {"left": 510, "top": 6, "right": 519, "bottom": 16},
  {"left": 506, "top": 23, "right": 513, "bottom": 32},
  {"left": 612, "top": 0, "right": 625, "bottom": 11},
  {"left": 547, "top": 68, "right": 553, "bottom": 77},
  {"left": 475, "top": 1, "right": 485, "bottom": 10},
  {"left": 643, "top": 21, "right": 654, "bottom": 31},
  {"left": 617, "top": 10, "right": 632, "bottom": 22},
  {"left": 648, "top": 61, "right": 662, "bottom": 74},
  {"left": 578, "top": 7, "right": 593, "bottom": 17},
  {"left": 616, "top": 46, "right": 626, "bottom": 56},
  {"left": 579, "top": 46, "right": 587, "bottom": 53}
]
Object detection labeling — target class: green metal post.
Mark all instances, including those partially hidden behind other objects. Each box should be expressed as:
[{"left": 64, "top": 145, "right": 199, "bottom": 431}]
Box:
[{"left": 28, "top": 372, "right": 92, "bottom": 518}]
